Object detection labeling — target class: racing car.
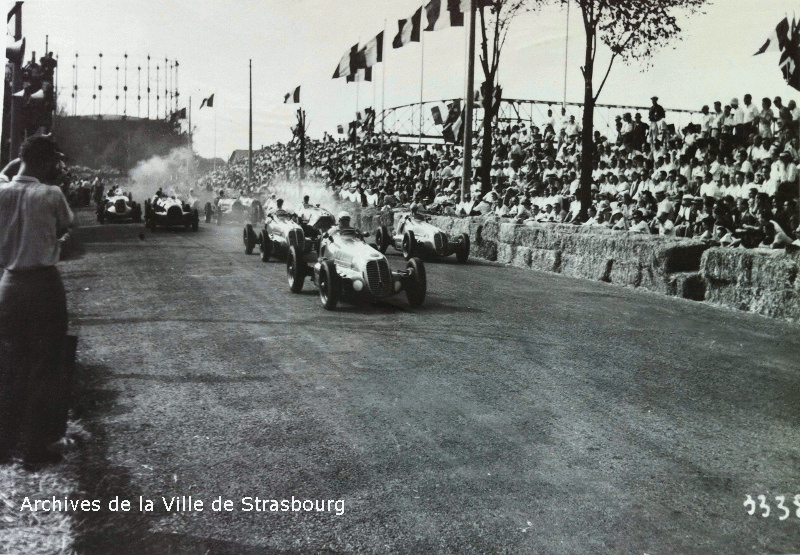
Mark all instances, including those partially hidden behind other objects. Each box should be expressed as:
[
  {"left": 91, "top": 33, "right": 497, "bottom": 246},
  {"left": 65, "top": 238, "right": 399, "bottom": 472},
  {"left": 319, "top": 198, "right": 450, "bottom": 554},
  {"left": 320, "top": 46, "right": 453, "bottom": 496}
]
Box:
[
  {"left": 206, "top": 196, "right": 264, "bottom": 225},
  {"left": 285, "top": 226, "right": 427, "bottom": 311},
  {"left": 144, "top": 196, "right": 200, "bottom": 231},
  {"left": 243, "top": 204, "right": 337, "bottom": 261},
  {"left": 97, "top": 190, "right": 142, "bottom": 224},
  {"left": 375, "top": 209, "right": 470, "bottom": 263}
]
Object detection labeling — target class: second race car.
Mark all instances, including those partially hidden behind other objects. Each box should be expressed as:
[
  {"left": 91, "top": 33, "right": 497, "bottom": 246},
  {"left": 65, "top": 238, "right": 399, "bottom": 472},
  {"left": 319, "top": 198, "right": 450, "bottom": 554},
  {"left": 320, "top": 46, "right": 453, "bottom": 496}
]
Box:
[{"left": 375, "top": 208, "right": 470, "bottom": 263}]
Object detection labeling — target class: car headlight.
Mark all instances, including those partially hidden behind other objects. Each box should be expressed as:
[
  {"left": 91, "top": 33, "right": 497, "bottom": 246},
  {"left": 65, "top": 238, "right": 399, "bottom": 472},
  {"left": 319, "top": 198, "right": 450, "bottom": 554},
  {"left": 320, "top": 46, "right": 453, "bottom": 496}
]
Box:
[
  {"left": 352, "top": 279, "right": 364, "bottom": 292},
  {"left": 394, "top": 280, "right": 401, "bottom": 292}
]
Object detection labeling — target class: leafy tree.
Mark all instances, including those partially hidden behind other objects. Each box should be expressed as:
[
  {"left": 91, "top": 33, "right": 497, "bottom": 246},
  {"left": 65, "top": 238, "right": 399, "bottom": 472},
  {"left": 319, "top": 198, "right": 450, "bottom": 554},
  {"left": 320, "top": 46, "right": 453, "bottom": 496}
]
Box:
[{"left": 560, "top": 0, "right": 707, "bottom": 219}]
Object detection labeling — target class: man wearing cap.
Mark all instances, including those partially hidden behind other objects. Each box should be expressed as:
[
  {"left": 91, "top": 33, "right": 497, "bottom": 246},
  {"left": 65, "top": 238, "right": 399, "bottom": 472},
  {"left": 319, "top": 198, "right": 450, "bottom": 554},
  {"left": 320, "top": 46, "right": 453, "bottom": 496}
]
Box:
[
  {"left": 0, "top": 136, "right": 73, "bottom": 466},
  {"left": 730, "top": 97, "right": 745, "bottom": 144}
]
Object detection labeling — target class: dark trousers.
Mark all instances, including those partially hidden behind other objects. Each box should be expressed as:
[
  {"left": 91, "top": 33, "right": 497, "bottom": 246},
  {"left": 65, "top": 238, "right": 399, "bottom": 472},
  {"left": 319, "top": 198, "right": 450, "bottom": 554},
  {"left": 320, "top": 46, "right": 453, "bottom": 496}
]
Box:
[{"left": 0, "top": 266, "right": 68, "bottom": 456}]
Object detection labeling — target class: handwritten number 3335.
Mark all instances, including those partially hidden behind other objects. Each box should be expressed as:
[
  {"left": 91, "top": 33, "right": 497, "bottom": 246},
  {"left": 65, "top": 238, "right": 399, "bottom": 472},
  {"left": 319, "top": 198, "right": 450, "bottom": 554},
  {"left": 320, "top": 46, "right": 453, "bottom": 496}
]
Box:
[{"left": 743, "top": 494, "right": 800, "bottom": 520}]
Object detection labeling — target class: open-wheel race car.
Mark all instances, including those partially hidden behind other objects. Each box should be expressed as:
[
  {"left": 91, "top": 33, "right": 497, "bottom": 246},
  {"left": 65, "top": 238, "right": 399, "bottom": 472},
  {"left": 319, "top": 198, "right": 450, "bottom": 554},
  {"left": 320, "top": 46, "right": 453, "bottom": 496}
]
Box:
[
  {"left": 375, "top": 210, "right": 470, "bottom": 263},
  {"left": 97, "top": 191, "right": 142, "bottom": 224},
  {"left": 206, "top": 196, "right": 264, "bottom": 226},
  {"left": 243, "top": 205, "right": 337, "bottom": 262},
  {"left": 285, "top": 226, "right": 427, "bottom": 311},
  {"left": 144, "top": 196, "right": 200, "bottom": 231}
]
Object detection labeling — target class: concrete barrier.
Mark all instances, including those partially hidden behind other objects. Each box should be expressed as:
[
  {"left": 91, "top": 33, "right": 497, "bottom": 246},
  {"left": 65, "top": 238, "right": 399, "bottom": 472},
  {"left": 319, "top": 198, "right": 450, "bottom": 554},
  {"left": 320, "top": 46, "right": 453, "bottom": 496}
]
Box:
[{"left": 701, "top": 247, "right": 800, "bottom": 320}]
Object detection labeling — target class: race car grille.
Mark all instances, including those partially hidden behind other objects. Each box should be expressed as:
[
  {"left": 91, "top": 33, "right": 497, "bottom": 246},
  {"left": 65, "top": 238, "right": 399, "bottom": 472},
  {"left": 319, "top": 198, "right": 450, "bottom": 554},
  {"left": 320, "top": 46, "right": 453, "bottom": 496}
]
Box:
[
  {"left": 366, "top": 259, "right": 392, "bottom": 297},
  {"left": 114, "top": 199, "right": 127, "bottom": 214},
  {"left": 288, "top": 229, "right": 305, "bottom": 251},
  {"left": 434, "top": 232, "right": 448, "bottom": 254},
  {"left": 167, "top": 206, "right": 183, "bottom": 221}
]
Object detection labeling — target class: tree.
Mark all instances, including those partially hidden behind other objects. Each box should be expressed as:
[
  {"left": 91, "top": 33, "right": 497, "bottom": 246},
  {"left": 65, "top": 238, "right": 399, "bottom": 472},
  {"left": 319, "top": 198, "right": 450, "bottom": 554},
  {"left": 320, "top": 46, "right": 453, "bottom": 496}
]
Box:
[
  {"left": 475, "top": 0, "right": 531, "bottom": 195},
  {"left": 564, "top": 0, "right": 706, "bottom": 219}
]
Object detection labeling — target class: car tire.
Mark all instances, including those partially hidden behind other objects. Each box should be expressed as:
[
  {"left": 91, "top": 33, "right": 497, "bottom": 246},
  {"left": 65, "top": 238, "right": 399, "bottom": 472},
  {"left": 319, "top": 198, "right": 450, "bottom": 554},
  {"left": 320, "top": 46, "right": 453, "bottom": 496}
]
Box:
[
  {"left": 376, "top": 225, "right": 390, "bottom": 253},
  {"left": 97, "top": 209, "right": 105, "bottom": 224},
  {"left": 260, "top": 231, "right": 272, "bottom": 262},
  {"left": 317, "top": 259, "right": 341, "bottom": 310},
  {"left": 132, "top": 203, "right": 142, "bottom": 223},
  {"left": 191, "top": 209, "right": 200, "bottom": 232},
  {"left": 204, "top": 202, "right": 213, "bottom": 223},
  {"left": 401, "top": 230, "right": 416, "bottom": 261},
  {"left": 244, "top": 224, "right": 257, "bottom": 254},
  {"left": 405, "top": 257, "right": 427, "bottom": 307},
  {"left": 456, "top": 233, "right": 470, "bottom": 263},
  {"left": 287, "top": 245, "right": 307, "bottom": 293},
  {"left": 215, "top": 211, "right": 223, "bottom": 226}
]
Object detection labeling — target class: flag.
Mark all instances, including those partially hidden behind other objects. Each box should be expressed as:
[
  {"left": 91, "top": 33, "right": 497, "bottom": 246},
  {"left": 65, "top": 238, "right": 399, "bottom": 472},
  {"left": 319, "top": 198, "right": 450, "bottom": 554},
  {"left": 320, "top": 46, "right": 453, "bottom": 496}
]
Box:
[
  {"left": 431, "top": 105, "right": 443, "bottom": 125},
  {"left": 283, "top": 86, "right": 300, "bottom": 103},
  {"left": 337, "top": 124, "right": 344, "bottom": 134},
  {"left": 170, "top": 107, "right": 187, "bottom": 122},
  {"left": 333, "top": 43, "right": 360, "bottom": 78},
  {"left": 754, "top": 17, "right": 791, "bottom": 55},
  {"left": 199, "top": 94, "right": 214, "bottom": 109},
  {"left": 7, "top": 2, "right": 20, "bottom": 23},
  {"left": 364, "top": 32, "right": 384, "bottom": 67},
  {"left": 363, "top": 107, "right": 376, "bottom": 131},
  {"left": 754, "top": 16, "right": 800, "bottom": 91},
  {"left": 441, "top": 100, "right": 463, "bottom": 143},
  {"left": 346, "top": 67, "right": 373, "bottom": 82},
  {"left": 424, "top": 0, "right": 466, "bottom": 31},
  {"left": 473, "top": 87, "right": 483, "bottom": 107},
  {"left": 393, "top": 7, "right": 422, "bottom": 49}
]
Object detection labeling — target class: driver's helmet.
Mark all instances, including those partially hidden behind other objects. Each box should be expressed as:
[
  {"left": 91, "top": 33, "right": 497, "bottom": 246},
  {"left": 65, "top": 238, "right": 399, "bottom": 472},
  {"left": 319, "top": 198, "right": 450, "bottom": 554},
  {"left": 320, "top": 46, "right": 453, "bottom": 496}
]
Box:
[{"left": 337, "top": 211, "right": 352, "bottom": 226}]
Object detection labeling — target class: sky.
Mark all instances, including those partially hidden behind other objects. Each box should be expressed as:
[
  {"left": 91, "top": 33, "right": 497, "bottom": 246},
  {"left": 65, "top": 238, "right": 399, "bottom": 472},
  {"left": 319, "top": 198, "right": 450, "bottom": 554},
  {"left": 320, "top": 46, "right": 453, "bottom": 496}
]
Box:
[{"left": 5, "top": 0, "right": 800, "bottom": 160}]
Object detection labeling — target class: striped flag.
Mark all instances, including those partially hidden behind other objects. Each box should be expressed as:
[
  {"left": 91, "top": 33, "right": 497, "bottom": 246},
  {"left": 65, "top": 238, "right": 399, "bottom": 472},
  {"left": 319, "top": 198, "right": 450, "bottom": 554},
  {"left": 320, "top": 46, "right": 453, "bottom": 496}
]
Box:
[
  {"left": 364, "top": 32, "right": 384, "bottom": 67},
  {"left": 393, "top": 7, "right": 422, "bottom": 49},
  {"left": 333, "top": 43, "right": 360, "bottom": 78},
  {"left": 283, "top": 86, "right": 300, "bottom": 103},
  {"left": 346, "top": 67, "right": 373, "bottom": 83},
  {"left": 424, "top": 0, "right": 466, "bottom": 31},
  {"left": 754, "top": 16, "right": 800, "bottom": 91},
  {"left": 431, "top": 105, "right": 444, "bottom": 125},
  {"left": 199, "top": 94, "right": 214, "bottom": 109},
  {"left": 754, "top": 17, "right": 791, "bottom": 55}
]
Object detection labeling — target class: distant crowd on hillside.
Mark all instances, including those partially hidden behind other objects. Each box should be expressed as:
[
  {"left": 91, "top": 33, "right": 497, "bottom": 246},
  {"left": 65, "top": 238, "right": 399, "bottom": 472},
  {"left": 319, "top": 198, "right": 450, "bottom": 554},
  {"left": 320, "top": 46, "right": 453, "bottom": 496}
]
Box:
[{"left": 197, "top": 93, "right": 800, "bottom": 249}]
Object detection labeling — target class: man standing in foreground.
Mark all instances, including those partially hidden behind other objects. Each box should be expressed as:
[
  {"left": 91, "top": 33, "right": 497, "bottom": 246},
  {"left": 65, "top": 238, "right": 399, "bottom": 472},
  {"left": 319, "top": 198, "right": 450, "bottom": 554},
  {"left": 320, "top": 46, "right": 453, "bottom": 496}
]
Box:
[{"left": 0, "top": 136, "right": 73, "bottom": 467}]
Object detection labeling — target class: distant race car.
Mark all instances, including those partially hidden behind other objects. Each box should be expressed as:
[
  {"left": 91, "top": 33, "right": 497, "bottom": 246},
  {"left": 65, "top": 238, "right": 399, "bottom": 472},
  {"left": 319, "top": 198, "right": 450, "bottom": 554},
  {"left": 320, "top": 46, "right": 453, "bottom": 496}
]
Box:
[
  {"left": 97, "top": 191, "right": 142, "bottom": 224},
  {"left": 243, "top": 209, "right": 307, "bottom": 261},
  {"left": 243, "top": 204, "right": 337, "bottom": 261},
  {"left": 144, "top": 196, "right": 199, "bottom": 231},
  {"left": 375, "top": 210, "right": 470, "bottom": 263},
  {"left": 285, "top": 226, "right": 427, "bottom": 311},
  {"left": 207, "top": 196, "right": 264, "bottom": 226}
]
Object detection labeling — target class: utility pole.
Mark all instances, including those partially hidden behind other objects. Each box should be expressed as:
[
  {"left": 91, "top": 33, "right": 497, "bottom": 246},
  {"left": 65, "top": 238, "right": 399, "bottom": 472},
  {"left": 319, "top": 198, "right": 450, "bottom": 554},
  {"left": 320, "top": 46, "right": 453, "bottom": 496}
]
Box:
[
  {"left": 296, "top": 108, "right": 306, "bottom": 180},
  {"left": 460, "top": 0, "right": 477, "bottom": 202}
]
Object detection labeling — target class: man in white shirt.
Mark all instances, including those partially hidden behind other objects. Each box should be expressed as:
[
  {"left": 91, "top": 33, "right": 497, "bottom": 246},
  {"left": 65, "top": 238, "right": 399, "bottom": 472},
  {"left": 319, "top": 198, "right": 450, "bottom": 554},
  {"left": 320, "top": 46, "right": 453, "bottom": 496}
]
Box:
[
  {"left": 699, "top": 172, "right": 722, "bottom": 200},
  {"left": 0, "top": 136, "right": 74, "bottom": 466}
]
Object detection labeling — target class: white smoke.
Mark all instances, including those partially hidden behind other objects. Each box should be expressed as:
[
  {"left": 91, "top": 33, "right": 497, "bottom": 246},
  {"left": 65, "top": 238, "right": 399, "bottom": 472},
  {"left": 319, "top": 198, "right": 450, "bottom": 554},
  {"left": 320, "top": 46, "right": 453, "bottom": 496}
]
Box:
[
  {"left": 268, "top": 178, "right": 347, "bottom": 214},
  {"left": 127, "top": 147, "right": 210, "bottom": 203}
]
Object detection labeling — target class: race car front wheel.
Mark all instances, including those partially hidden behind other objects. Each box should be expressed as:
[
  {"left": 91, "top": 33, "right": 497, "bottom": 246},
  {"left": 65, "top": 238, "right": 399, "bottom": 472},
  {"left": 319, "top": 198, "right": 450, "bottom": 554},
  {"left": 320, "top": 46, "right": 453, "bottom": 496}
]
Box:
[
  {"left": 204, "top": 202, "right": 213, "bottom": 223},
  {"left": 375, "top": 225, "right": 390, "bottom": 254},
  {"left": 243, "top": 224, "right": 257, "bottom": 254},
  {"left": 287, "top": 245, "right": 306, "bottom": 294},
  {"left": 401, "top": 230, "right": 417, "bottom": 261},
  {"left": 191, "top": 209, "right": 200, "bottom": 232},
  {"left": 405, "top": 257, "right": 427, "bottom": 307},
  {"left": 317, "top": 259, "right": 341, "bottom": 310}
]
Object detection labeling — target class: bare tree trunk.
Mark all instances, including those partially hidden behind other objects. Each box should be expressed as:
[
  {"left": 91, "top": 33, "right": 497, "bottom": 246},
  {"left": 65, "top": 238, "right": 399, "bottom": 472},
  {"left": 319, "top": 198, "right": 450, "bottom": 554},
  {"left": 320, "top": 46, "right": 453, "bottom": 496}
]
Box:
[
  {"left": 578, "top": 24, "right": 595, "bottom": 222},
  {"left": 480, "top": 87, "right": 494, "bottom": 196}
]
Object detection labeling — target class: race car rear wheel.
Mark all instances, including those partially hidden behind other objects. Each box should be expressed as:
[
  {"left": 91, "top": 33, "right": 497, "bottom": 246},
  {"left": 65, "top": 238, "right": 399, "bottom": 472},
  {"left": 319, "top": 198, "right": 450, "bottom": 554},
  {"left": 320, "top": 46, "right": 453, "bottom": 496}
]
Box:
[
  {"left": 375, "top": 225, "right": 390, "bottom": 254},
  {"left": 97, "top": 209, "right": 105, "bottom": 224},
  {"left": 405, "top": 257, "right": 427, "bottom": 307},
  {"left": 456, "top": 233, "right": 470, "bottom": 264},
  {"left": 260, "top": 231, "right": 272, "bottom": 262},
  {"left": 317, "top": 259, "right": 341, "bottom": 310},
  {"left": 215, "top": 210, "right": 223, "bottom": 226},
  {"left": 132, "top": 203, "right": 142, "bottom": 223},
  {"left": 243, "top": 224, "right": 257, "bottom": 254},
  {"left": 287, "top": 245, "right": 307, "bottom": 293},
  {"left": 401, "top": 230, "right": 417, "bottom": 261},
  {"left": 191, "top": 209, "right": 200, "bottom": 232},
  {"left": 204, "top": 202, "right": 213, "bottom": 223}
]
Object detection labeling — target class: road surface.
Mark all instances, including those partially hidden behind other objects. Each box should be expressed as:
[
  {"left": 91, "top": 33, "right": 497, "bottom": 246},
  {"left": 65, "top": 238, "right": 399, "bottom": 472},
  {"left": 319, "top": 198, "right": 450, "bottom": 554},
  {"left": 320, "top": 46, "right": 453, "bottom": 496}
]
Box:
[{"left": 60, "top": 209, "right": 800, "bottom": 554}]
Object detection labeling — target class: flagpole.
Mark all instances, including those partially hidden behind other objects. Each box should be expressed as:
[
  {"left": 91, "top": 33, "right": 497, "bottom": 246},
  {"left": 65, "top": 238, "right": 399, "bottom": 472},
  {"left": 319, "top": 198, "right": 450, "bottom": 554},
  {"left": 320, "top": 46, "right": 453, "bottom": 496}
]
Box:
[
  {"left": 213, "top": 99, "right": 217, "bottom": 171},
  {"left": 418, "top": 0, "right": 425, "bottom": 148},
  {"left": 249, "top": 59, "right": 253, "bottom": 188},
  {"left": 189, "top": 96, "right": 192, "bottom": 149},
  {"left": 461, "top": 0, "right": 476, "bottom": 202},
  {"left": 563, "top": 0, "right": 570, "bottom": 108},
  {"left": 381, "top": 18, "right": 387, "bottom": 152}
]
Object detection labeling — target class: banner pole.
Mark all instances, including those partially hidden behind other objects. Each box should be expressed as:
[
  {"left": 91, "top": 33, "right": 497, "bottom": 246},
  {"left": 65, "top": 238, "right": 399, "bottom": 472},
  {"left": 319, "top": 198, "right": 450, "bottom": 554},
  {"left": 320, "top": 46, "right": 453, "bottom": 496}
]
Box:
[{"left": 461, "top": 0, "right": 476, "bottom": 203}]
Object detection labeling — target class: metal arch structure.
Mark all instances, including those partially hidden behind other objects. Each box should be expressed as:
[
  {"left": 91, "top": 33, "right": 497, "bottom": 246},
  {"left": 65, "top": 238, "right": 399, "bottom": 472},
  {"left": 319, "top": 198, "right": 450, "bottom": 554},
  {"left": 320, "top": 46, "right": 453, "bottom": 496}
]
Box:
[{"left": 378, "top": 98, "right": 702, "bottom": 143}]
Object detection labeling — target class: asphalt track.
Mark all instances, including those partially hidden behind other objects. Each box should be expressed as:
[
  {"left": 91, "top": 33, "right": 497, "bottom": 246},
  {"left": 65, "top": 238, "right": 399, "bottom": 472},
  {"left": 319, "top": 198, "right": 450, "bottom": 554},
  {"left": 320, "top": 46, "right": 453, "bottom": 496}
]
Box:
[{"left": 60, "top": 208, "right": 799, "bottom": 554}]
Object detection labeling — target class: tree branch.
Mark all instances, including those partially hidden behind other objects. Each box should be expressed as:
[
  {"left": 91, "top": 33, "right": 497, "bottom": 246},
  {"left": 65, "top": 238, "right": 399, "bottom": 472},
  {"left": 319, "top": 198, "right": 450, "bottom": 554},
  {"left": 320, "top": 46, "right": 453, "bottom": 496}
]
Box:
[{"left": 592, "top": 51, "right": 617, "bottom": 102}]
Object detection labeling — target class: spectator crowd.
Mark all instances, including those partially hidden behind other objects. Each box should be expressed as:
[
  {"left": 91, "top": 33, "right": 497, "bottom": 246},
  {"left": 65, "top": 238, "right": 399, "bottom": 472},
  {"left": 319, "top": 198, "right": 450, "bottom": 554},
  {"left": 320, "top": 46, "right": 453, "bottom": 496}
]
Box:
[{"left": 199, "top": 93, "right": 800, "bottom": 250}]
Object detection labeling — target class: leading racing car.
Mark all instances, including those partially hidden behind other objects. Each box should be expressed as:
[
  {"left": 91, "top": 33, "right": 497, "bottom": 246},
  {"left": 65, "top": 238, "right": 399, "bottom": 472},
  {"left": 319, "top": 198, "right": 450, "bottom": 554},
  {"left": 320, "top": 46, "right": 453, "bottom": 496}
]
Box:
[
  {"left": 375, "top": 209, "right": 470, "bottom": 263},
  {"left": 144, "top": 195, "right": 200, "bottom": 231},
  {"left": 285, "top": 213, "right": 427, "bottom": 311}
]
